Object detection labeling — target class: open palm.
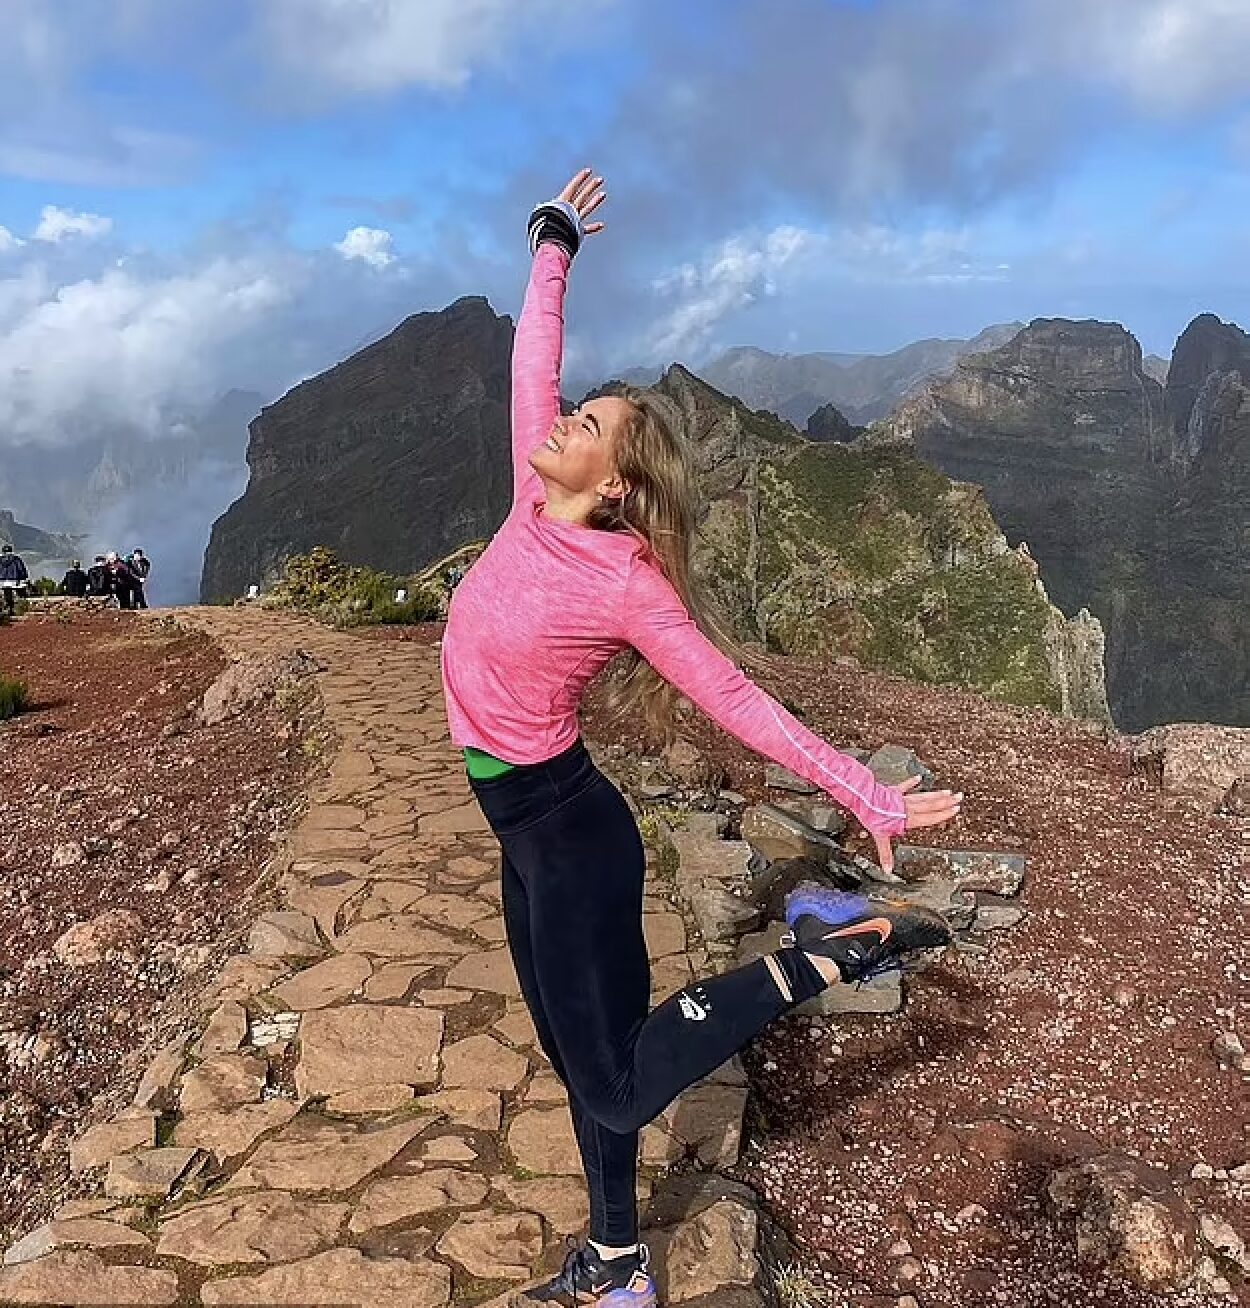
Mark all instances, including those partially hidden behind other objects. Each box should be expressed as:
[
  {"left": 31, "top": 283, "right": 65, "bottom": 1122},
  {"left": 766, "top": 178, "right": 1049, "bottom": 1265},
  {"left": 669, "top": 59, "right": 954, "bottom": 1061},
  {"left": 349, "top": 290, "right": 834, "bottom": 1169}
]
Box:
[
  {"left": 871, "top": 776, "right": 963, "bottom": 873},
  {"left": 558, "top": 167, "right": 607, "bottom": 236}
]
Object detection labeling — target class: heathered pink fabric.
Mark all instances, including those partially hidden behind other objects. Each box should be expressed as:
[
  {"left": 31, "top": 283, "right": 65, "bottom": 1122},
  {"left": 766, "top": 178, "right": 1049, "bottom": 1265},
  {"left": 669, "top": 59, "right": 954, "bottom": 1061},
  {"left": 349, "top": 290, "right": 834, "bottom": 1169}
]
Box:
[{"left": 439, "top": 244, "right": 907, "bottom": 837}]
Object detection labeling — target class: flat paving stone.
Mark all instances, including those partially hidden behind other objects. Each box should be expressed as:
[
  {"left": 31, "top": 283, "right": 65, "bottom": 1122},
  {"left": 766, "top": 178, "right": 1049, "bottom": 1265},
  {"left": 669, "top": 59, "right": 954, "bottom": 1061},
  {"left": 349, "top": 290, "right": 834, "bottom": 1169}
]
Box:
[
  {"left": 196, "top": 1001, "right": 248, "bottom": 1057},
  {"left": 205, "top": 952, "right": 292, "bottom": 999},
  {"left": 247, "top": 912, "right": 324, "bottom": 960},
  {"left": 407, "top": 893, "right": 493, "bottom": 931},
  {"left": 496, "top": 1176, "right": 590, "bottom": 1236},
  {"left": 437, "top": 1210, "right": 543, "bottom": 1281},
  {"left": 180, "top": 1054, "right": 268, "bottom": 1114},
  {"left": 444, "top": 947, "right": 522, "bottom": 997},
  {"left": 507, "top": 1108, "right": 582, "bottom": 1176},
  {"left": 173, "top": 1101, "right": 301, "bottom": 1167},
  {"left": 346, "top": 880, "right": 430, "bottom": 922},
  {"left": 69, "top": 1113, "right": 157, "bottom": 1173},
  {"left": 325, "top": 1083, "right": 415, "bottom": 1115},
  {"left": 200, "top": 1246, "right": 451, "bottom": 1306},
  {"left": 441, "top": 1034, "right": 528, "bottom": 1094},
  {"left": 3, "top": 1217, "right": 151, "bottom": 1265},
  {"left": 264, "top": 953, "right": 372, "bottom": 1011},
  {"left": 364, "top": 961, "right": 432, "bottom": 1001},
  {"left": 419, "top": 1088, "right": 502, "bottom": 1132},
  {"left": 104, "top": 1148, "right": 205, "bottom": 1200},
  {"left": 156, "top": 1191, "right": 349, "bottom": 1266},
  {"left": 0, "top": 1249, "right": 180, "bottom": 1304},
  {"left": 295, "top": 1004, "right": 444, "bottom": 1098},
  {"left": 221, "top": 1115, "right": 429, "bottom": 1194},
  {"left": 334, "top": 916, "right": 469, "bottom": 962},
  {"left": 348, "top": 1169, "right": 491, "bottom": 1234}
]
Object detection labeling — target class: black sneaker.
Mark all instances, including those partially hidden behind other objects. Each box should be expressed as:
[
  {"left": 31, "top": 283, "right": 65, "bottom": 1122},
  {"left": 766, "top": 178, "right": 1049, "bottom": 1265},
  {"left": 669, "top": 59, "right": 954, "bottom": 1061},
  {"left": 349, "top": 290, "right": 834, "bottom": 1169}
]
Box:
[
  {"left": 513, "top": 1241, "right": 657, "bottom": 1306},
  {"left": 783, "top": 880, "right": 952, "bottom": 983}
]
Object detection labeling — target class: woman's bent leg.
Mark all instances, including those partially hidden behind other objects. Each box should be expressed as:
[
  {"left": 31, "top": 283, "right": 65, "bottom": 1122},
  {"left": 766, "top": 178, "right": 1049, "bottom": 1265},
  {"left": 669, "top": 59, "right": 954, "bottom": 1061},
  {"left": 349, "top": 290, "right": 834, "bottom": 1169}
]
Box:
[{"left": 509, "top": 771, "right": 824, "bottom": 1138}]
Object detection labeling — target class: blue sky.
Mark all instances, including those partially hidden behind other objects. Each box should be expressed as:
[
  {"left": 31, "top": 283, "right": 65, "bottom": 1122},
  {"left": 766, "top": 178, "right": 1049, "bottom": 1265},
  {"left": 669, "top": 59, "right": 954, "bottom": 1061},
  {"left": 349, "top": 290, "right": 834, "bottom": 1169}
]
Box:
[{"left": 1, "top": 0, "right": 1250, "bottom": 449}]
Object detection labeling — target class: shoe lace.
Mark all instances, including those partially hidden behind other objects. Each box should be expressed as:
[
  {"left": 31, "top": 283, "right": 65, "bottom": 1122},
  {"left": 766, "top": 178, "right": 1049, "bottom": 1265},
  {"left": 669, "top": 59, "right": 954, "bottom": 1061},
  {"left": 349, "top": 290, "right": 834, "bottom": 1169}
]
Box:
[{"left": 551, "top": 1239, "right": 594, "bottom": 1298}]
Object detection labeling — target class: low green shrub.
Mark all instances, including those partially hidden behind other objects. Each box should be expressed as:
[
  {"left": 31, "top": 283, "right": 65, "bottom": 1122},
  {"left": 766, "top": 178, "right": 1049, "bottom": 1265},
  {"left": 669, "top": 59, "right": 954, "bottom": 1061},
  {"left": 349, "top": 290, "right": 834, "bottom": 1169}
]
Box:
[
  {"left": 29, "top": 577, "right": 58, "bottom": 597},
  {"left": 0, "top": 675, "right": 29, "bottom": 720},
  {"left": 266, "top": 547, "right": 445, "bottom": 628}
]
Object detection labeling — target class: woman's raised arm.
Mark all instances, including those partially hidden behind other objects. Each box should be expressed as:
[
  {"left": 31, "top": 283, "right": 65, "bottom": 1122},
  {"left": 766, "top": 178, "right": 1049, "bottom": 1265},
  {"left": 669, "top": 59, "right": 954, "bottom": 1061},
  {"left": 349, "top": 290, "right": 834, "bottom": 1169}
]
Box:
[{"left": 510, "top": 168, "right": 606, "bottom": 505}]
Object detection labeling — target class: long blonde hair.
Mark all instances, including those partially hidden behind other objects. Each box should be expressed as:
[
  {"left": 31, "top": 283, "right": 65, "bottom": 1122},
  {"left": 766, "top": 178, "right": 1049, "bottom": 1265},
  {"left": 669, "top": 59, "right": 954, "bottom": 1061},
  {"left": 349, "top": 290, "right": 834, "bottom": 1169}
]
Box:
[{"left": 587, "top": 384, "right": 753, "bottom": 742}]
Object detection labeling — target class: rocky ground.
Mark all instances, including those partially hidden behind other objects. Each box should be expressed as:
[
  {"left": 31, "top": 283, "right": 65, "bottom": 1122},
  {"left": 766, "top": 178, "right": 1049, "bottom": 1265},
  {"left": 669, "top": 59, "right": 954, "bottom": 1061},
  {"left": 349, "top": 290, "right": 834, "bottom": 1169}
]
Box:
[
  {"left": 579, "top": 647, "right": 1250, "bottom": 1306},
  {"left": 0, "top": 610, "right": 311, "bottom": 1244},
  {"left": 0, "top": 611, "right": 1244, "bottom": 1307}
]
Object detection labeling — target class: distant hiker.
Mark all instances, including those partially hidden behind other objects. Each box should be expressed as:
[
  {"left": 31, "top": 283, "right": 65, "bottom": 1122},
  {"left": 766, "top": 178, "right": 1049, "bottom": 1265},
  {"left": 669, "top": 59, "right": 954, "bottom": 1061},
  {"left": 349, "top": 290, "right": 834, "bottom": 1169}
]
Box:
[
  {"left": 86, "top": 555, "right": 111, "bottom": 600},
  {"left": 0, "top": 544, "right": 29, "bottom": 614},
  {"left": 60, "top": 560, "right": 89, "bottom": 598},
  {"left": 438, "top": 168, "right": 963, "bottom": 1307},
  {"left": 106, "top": 551, "right": 139, "bottom": 610},
  {"left": 128, "top": 548, "right": 151, "bottom": 609}
]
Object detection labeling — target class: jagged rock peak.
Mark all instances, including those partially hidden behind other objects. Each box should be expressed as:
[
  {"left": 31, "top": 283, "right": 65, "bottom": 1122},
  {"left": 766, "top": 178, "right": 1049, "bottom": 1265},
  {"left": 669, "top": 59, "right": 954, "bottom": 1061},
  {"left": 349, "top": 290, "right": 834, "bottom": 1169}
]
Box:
[
  {"left": 806, "top": 402, "right": 861, "bottom": 444},
  {"left": 1166, "top": 312, "right": 1250, "bottom": 437}
]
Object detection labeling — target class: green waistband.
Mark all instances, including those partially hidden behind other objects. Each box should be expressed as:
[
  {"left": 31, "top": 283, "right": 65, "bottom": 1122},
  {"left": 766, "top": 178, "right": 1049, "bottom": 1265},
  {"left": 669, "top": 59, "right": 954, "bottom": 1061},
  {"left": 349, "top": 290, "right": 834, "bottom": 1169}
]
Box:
[{"left": 464, "top": 746, "right": 517, "bottom": 780}]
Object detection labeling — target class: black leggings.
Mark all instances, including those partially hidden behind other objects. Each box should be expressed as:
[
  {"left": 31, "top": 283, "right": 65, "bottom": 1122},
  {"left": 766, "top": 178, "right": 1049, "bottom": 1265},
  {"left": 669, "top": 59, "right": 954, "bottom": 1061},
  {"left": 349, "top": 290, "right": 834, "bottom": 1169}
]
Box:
[{"left": 469, "top": 738, "right": 825, "bottom": 1247}]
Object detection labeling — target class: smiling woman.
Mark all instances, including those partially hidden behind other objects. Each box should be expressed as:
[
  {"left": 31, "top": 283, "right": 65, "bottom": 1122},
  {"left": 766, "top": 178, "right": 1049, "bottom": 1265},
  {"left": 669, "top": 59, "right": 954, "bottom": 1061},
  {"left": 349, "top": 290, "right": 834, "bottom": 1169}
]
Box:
[{"left": 436, "top": 167, "right": 960, "bottom": 1307}]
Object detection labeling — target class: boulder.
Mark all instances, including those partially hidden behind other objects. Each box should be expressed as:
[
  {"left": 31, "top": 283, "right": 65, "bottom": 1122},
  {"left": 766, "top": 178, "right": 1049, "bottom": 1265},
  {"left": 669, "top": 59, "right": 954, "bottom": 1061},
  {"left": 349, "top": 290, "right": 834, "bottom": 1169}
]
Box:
[
  {"left": 53, "top": 910, "right": 146, "bottom": 966},
  {"left": 1047, "top": 1153, "right": 1199, "bottom": 1291},
  {"left": 199, "top": 650, "right": 321, "bottom": 726},
  {"left": 1130, "top": 723, "right": 1250, "bottom": 813}
]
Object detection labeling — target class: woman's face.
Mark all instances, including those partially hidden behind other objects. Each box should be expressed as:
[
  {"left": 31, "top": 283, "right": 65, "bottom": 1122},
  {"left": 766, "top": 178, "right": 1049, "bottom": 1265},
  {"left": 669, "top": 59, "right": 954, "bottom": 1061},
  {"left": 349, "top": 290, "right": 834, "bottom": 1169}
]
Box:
[{"left": 529, "top": 396, "right": 633, "bottom": 498}]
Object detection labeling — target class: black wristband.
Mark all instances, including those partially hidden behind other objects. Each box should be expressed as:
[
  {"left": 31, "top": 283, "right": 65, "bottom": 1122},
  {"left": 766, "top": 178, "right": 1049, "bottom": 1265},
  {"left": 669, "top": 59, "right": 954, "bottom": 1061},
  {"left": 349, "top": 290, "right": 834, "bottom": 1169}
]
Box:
[{"left": 527, "top": 200, "right": 583, "bottom": 259}]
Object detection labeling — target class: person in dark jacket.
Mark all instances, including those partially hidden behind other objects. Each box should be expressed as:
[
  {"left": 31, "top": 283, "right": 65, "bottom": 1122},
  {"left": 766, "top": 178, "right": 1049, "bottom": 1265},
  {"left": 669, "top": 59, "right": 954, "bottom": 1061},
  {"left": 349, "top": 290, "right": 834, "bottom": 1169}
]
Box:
[
  {"left": 86, "top": 556, "right": 111, "bottom": 600},
  {"left": 106, "top": 551, "right": 139, "bottom": 610},
  {"left": 0, "top": 544, "right": 29, "bottom": 613},
  {"left": 127, "top": 548, "right": 151, "bottom": 609},
  {"left": 60, "top": 560, "right": 89, "bottom": 597}
]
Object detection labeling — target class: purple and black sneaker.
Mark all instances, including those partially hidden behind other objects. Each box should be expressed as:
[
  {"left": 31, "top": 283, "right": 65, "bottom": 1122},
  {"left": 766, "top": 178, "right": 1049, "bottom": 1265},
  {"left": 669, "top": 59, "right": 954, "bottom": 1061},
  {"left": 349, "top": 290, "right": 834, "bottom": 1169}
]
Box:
[
  {"left": 783, "top": 880, "right": 952, "bottom": 984},
  {"left": 513, "top": 1241, "right": 658, "bottom": 1306}
]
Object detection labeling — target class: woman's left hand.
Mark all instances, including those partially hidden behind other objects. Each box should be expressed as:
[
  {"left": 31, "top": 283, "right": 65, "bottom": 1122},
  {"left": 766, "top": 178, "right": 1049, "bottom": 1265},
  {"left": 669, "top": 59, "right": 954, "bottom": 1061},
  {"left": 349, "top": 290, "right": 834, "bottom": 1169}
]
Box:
[
  {"left": 557, "top": 167, "right": 607, "bottom": 236},
  {"left": 872, "top": 775, "right": 963, "bottom": 873}
]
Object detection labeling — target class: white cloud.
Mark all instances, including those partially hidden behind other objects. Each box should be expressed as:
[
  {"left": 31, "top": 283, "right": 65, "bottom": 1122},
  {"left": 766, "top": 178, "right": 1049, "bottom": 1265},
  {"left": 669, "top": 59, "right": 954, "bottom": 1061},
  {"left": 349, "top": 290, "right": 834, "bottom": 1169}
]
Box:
[
  {"left": 645, "top": 226, "right": 822, "bottom": 362},
  {"left": 0, "top": 227, "right": 25, "bottom": 252},
  {"left": 33, "top": 204, "right": 112, "bottom": 242},
  {"left": 829, "top": 226, "right": 1012, "bottom": 285},
  {"left": 0, "top": 257, "right": 292, "bottom": 441},
  {"left": 263, "top": 0, "right": 612, "bottom": 94},
  {"left": 334, "top": 225, "right": 395, "bottom": 268},
  {"left": 1055, "top": 0, "right": 1250, "bottom": 112}
]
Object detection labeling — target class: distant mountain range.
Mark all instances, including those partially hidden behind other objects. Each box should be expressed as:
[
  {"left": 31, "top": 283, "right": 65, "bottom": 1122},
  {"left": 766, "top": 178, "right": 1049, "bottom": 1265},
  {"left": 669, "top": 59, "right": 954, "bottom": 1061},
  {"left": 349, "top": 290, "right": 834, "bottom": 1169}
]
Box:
[
  {"left": 200, "top": 298, "right": 1247, "bottom": 730},
  {"left": 601, "top": 325, "right": 1027, "bottom": 427}
]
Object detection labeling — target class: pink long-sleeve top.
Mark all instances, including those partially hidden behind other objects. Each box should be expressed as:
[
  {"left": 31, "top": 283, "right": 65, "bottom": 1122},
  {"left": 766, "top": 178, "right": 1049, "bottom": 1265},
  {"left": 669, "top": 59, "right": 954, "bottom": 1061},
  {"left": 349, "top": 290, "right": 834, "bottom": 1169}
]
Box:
[{"left": 438, "top": 244, "right": 907, "bottom": 837}]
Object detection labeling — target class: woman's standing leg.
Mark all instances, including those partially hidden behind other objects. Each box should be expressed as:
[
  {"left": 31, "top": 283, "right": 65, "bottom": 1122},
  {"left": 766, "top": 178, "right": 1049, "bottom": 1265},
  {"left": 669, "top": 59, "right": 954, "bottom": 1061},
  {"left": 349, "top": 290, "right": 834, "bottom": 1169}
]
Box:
[{"left": 500, "top": 846, "right": 638, "bottom": 1248}]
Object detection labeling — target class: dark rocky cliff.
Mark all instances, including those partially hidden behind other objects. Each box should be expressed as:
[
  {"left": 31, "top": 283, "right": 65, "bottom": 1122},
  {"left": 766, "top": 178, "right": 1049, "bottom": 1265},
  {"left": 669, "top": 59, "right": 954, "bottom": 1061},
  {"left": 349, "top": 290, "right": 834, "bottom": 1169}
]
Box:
[
  {"left": 626, "top": 366, "right": 1108, "bottom": 719},
  {"left": 201, "top": 298, "right": 513, "bottom": 602},
  {"left": 886, "top": 315, "right": 1249, "bottom": 729}
]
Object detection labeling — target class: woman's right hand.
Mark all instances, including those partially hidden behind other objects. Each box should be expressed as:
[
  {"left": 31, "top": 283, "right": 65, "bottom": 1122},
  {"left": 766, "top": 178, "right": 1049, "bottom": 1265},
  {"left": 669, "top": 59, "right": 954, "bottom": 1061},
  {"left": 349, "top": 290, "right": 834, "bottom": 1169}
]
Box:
[
  {"left": 557, "top": 167, "right": 607, "bottom": 237},
  {"left": 871, "top": 775, "right": 963, "bottom": 874}
]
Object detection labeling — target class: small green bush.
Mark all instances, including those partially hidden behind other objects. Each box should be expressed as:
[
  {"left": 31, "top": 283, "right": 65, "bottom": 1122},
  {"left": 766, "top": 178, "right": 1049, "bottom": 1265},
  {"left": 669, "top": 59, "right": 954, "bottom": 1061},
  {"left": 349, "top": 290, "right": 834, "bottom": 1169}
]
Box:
[
  {"left": 0, "top": 675, "right": 29, "bottom": 721},
  {"left": 266, "top": 547, "right": 445, "bottom": 628},
  {"left": 29, "top": 577, "right": 58, "bottom": 597}
]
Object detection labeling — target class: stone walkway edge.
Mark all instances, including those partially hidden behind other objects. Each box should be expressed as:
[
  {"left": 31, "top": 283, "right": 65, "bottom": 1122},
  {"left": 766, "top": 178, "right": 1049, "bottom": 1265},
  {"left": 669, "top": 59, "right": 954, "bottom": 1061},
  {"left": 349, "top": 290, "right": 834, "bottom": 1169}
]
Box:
[{"left": 0, "top": 609, "right": 772, "bottom": 1308}]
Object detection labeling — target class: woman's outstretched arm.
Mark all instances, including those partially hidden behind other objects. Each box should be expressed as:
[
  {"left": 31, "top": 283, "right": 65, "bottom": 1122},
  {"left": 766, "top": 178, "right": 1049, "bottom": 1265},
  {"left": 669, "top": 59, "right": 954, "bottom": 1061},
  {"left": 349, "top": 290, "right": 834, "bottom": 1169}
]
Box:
[
  {"left": 510, "top": 167, "right": 606, "bottom": 506},
  {"left": 620, "top": 559, "right": 962, "bottom": 871}
]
